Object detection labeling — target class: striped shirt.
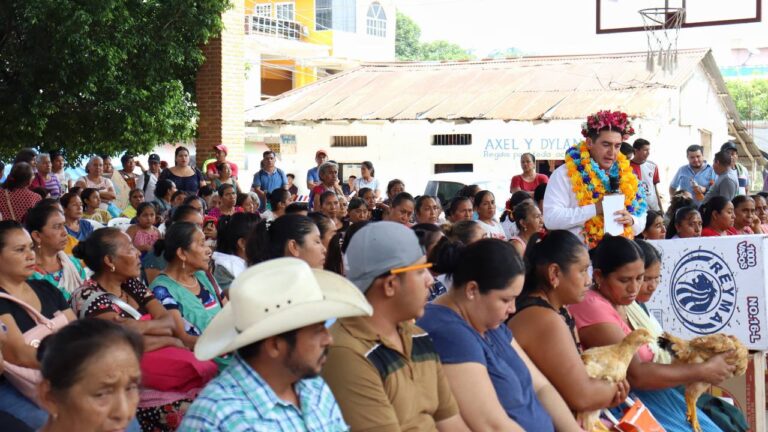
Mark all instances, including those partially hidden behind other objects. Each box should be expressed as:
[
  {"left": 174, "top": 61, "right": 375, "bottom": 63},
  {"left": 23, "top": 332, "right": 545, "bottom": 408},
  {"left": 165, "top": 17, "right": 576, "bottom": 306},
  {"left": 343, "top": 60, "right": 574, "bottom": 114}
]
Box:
[{"left": 179, "top": 355, "right": 348, "bottom": 432}]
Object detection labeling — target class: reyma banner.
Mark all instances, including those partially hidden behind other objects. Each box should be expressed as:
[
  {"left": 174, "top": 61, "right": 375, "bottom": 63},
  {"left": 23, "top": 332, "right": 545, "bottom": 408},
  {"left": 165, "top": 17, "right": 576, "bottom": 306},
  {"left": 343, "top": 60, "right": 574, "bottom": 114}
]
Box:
[{"left": 647, "top": 235, "right": 767, "bottom": 350}]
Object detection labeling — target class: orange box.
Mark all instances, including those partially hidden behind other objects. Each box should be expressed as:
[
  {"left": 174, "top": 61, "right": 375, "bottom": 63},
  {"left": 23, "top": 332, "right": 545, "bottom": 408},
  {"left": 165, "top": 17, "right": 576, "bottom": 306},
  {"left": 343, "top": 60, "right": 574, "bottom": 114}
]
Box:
[{"left": 708, "top": 352, "right": 765, "bottom": 432}]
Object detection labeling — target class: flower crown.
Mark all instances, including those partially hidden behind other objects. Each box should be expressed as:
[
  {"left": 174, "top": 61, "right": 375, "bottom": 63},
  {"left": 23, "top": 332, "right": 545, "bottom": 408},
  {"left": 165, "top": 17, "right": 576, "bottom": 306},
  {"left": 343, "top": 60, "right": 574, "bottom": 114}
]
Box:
[{"left": 581, "top": 110, "right": 635, "bottom": 138}]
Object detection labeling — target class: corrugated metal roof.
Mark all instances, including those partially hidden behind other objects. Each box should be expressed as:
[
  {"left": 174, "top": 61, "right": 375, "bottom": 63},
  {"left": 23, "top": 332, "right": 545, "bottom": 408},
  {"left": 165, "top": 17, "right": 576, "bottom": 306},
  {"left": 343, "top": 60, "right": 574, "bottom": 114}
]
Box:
[
  {"left": 247, "top": 49, "right": 709, "bottom": 123},
  {"left": 246, "top": 48, "right": 761, "bottom": 161}
]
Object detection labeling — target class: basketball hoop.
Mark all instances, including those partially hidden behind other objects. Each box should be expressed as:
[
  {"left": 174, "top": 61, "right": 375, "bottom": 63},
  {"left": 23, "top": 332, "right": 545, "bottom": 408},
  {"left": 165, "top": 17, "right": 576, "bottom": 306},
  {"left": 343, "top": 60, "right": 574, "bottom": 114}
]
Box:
[{"left": 639, "top": 6, "right": 685, "bottom": 73}]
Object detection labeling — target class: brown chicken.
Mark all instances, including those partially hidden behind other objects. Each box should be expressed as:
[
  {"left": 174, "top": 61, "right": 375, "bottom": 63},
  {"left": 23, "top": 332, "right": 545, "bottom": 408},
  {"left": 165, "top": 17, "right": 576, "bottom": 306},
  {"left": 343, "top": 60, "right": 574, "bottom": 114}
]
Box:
[
  {"left": 579, "top": 328, "right": 656, "bottom": 432},
  {"left": 658, "top": 332, "right": 749, "bottom": 432}
]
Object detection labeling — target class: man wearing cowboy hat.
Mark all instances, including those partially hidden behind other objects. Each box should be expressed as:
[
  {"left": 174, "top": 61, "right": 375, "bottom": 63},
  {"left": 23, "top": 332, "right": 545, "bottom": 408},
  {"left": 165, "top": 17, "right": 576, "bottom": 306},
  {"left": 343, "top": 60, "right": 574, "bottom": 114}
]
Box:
[
  {"left": 179, "top": 258, "right": 372, "bottom": 431},
  {"left": 322, "top": 222, "right": 469, "bottom": 431}
]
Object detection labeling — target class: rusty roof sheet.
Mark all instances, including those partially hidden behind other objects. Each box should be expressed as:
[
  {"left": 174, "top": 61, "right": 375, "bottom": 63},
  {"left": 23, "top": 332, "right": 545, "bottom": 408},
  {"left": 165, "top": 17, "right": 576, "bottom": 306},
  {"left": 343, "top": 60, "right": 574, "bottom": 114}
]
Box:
[{"left": 247, "top": 49, "right": 717, "bottom": 123}]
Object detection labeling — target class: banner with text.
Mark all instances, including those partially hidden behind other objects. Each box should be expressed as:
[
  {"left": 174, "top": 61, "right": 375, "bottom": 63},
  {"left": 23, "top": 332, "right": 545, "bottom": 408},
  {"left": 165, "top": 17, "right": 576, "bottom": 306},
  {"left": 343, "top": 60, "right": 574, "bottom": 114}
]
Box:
[{"left": 647, "top": 235, "right": 767, "bottom": 350}]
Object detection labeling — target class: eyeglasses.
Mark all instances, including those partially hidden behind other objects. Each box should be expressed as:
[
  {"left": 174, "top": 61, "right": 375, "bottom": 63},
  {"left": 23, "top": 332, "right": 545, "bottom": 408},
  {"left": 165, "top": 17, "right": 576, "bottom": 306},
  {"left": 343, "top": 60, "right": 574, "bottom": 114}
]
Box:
[{"left": 376, "top": 262, "right": 433, "bottom": 280}]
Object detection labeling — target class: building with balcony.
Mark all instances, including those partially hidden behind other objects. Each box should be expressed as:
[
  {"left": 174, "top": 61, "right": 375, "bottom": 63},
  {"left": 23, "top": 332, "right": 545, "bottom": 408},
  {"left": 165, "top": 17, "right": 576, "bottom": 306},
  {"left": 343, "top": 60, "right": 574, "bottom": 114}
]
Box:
[{"left": 244, "top": 0, "right": 396, "bottom": 107}]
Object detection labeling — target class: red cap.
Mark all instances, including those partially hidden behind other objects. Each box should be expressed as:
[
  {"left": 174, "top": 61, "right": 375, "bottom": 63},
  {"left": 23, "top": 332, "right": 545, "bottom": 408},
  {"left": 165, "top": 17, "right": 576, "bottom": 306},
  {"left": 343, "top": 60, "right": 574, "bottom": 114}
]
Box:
[
  {"left": 215, "top": 144, "right": 228, "bottom": 154},
  {"left": 315, "top": 149, "right": 328, "bottom": 157}
]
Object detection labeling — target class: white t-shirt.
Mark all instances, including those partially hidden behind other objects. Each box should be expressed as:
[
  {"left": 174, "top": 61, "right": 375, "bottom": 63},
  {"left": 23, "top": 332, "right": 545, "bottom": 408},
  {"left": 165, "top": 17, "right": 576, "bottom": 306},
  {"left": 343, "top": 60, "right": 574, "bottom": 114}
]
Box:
[
  {"left": 477, "top": 219, "right": 508, "bottom": 240},
  {"left": 137, "top": 172, "right": 159, "bottom": 203},
  {"left": 355, "top": 177, "right": 380, "bottom": 192}
]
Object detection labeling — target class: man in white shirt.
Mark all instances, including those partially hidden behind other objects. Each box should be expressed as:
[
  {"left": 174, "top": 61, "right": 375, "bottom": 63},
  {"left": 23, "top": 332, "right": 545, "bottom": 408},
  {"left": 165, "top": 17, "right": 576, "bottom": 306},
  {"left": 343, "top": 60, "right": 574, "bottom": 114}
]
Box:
[
  {"left": 137, "top": 153, "right": 161, "bottom": 202},
  {"left": 543, "top": 110, "right": 645, "bottom": 247},
  {"left": 630, "top": 138, "right": 663, "bottom": 212}
]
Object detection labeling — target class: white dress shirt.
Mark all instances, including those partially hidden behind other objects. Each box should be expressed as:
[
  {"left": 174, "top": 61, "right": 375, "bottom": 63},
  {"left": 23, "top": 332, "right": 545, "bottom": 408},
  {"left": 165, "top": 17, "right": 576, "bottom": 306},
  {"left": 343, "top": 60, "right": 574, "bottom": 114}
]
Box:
[{"left": 543, "top": 164, "right": 644, "bottom": 244}]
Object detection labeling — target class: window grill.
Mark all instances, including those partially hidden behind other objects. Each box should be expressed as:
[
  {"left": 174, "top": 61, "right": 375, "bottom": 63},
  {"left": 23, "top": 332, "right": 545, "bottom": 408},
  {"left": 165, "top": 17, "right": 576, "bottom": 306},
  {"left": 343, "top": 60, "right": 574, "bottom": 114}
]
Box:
[
  {"left": 432, "top": 134, "right": 472, "bottom": 146},
  {"left": 331, "top": 136, "right": 368, "bottom": 147}
]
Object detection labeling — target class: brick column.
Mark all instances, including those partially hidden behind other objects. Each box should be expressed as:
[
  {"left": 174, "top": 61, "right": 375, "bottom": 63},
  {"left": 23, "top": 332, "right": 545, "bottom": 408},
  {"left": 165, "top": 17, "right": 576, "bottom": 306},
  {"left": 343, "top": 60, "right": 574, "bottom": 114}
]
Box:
[{"left": 195, "top": 0, "right": 245, "bottom": 170}]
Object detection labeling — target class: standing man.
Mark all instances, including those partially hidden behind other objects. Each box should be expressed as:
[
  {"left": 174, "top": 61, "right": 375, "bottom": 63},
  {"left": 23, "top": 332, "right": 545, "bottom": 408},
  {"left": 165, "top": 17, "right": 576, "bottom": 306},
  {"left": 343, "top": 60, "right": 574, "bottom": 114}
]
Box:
[
  {"left": 669, "top": 145, "right": 717, "bottom": 208},
  {"left": 543, "top": 110, "right": 646, "bottom": 248},
  {"left": 322, "top": 222, "right": 469, "bottom": 431},
  {"left": 180, "top": 258, "right": 373, "bottom": 431},
  {"left": 251, "top": 150, "right": 288, "bottom": 212},
  {"left": 206, "top": 144, "right": 239, "bottom": 182},
  {"left": 702, "top": 151, "right": 738, "bottom": 204},
  {"left": 306, "top": 149, "right": 328, "bottom": 190},
  {"left": 721, "top": 141, "right": 749, "bottom": 195},
  {"left": 137, "top": 154, "right": 162, "bottom": 203},
  {"left": 630, "top": 138, "right": 663, "bottom": 212}
]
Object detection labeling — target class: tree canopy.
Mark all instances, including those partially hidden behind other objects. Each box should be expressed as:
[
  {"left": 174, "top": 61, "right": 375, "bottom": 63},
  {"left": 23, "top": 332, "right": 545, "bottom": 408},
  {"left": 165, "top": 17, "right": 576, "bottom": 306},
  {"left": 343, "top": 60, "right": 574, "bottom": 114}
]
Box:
[
  {"left": 726, "top": 79, "right": 768, "bottom": 121},
  {"left": 0, "top": 0, "right": 230, "bottom": 162},
  {"left": 395, "top": 12, "right": 472, "bottom": 61}
]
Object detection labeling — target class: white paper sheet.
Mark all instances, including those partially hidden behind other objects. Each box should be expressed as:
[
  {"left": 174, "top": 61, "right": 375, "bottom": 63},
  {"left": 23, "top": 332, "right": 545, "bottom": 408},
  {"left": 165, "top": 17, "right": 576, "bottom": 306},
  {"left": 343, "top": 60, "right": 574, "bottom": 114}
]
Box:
[{"left": 602, "top": 194, "right": 626, "bottom": 236}]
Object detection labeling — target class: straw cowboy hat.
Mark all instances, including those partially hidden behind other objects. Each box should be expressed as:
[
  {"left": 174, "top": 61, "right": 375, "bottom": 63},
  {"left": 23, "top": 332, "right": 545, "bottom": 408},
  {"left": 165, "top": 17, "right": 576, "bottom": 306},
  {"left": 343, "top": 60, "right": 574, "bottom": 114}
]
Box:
[{"left": 195, "top": 257, "right": 373, "bottom": 360}]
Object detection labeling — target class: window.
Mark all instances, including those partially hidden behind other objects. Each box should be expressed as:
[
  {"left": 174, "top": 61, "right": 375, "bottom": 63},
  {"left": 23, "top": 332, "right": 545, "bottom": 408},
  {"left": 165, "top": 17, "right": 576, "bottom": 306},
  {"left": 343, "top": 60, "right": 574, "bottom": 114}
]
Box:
[
  {"left": 316, "top": 0, "right": 332, "bottom": 30},
  {"left": 253, "top": 4, "right": 272, "bottom": 17},
  {"left": 434, "top": 164, "right": 474, "bottom": 174},
  {"left": 331, "top": 136, "right": 368, "bottom": 147},
  {"left": 276, "top": 2, "right": 295, "bottom": 21},
  {"left": 432, "top": 134, "right": 472, "bottom": 146},
  {"left": 366, "top": 2, "right": 387, "bottom": 37}
]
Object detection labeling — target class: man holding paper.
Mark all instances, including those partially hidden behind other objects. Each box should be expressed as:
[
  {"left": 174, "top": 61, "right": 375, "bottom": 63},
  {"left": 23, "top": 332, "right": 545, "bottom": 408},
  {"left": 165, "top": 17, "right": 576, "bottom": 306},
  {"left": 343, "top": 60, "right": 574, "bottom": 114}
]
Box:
[{"left": 543, "top": 110, "right": 647, "bottom": 249}]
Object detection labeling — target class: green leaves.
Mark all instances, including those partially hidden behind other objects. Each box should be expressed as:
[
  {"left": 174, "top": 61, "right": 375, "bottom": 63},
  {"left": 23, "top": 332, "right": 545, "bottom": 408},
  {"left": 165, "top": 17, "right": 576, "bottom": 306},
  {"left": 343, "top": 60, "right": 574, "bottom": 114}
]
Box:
[
  {"left": 395, "top": 11, "right": 472, "bottom": 62},
  {"left": 0, "top": 0, "right": 230, "bottom": 162},
  {"left": 726, "top": 79, "right": 768, "bottom": 121}
]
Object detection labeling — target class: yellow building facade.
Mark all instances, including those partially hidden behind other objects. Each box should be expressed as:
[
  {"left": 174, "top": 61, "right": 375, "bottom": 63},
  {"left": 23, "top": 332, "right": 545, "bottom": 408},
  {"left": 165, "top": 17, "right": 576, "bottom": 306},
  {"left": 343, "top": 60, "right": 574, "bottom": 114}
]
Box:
[{"left": 244, "top": 0, "right": 396, "bottom": 99}]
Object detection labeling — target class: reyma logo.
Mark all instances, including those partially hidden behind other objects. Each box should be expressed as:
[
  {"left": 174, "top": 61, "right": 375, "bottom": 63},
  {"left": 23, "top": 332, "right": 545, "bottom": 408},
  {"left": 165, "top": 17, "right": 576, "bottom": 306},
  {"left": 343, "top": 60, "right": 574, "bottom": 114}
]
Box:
[{"left": 670, "top": 249, "right": 737, "bottom": 334}]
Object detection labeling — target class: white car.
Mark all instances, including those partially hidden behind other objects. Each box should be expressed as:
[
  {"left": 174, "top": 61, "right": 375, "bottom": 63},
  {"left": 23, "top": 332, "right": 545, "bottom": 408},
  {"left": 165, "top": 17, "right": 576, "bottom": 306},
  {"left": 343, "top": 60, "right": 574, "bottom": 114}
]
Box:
[{"left": 422, "top": 173, "right": 511, "bottom": 218}]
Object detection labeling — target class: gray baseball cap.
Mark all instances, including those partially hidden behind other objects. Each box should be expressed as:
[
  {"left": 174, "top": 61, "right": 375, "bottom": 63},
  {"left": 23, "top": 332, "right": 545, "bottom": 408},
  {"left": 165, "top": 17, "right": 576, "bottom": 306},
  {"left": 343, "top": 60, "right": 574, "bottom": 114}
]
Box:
[{"left": 346, "top": 222, "right": 426, "bottom": 293}]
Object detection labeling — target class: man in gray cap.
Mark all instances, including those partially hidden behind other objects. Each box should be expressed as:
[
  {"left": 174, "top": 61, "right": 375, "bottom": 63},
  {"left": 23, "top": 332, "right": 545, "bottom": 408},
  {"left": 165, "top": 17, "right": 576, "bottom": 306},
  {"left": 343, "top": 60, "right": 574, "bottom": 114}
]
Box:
[
  {"left": 721, "top": 141, "right": 749, "bottom": 195},
  {"left": 322, "top": 222, "right": 469, "bottom": 432}
]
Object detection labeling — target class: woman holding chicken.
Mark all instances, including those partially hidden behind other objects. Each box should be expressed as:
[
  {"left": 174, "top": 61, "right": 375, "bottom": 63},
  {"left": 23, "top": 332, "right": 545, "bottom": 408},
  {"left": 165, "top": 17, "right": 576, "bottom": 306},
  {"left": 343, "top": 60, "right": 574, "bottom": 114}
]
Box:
[
  {"left": 508, "top": 230, "right": 631, "bottom": 425},
  {"left": 569, "top": 235, "right": 731, "bottom": 431}
]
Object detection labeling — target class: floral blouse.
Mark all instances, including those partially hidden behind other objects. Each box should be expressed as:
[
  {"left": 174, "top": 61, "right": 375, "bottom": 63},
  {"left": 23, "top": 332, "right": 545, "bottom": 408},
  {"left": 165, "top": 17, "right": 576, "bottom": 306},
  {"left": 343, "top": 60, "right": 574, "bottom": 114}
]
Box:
[{"left": 70, "top": 278, "right": 155, "bottom": 319}]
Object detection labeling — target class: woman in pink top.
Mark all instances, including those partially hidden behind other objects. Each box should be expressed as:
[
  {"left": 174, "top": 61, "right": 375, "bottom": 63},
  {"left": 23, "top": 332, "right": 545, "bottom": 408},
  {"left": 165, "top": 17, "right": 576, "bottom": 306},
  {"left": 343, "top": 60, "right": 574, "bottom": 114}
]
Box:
[
  {"left": 732, "top": 195, "right": 756, "bottom": 235},
  {"left": 569, "top": 235, "right": 732, "bottom": 431},
  {"left": 0, "top": 162, "right": 41, "bottom": 222},
  {"left": 510, "top": 153, "right": 549, "bottom": 195}
]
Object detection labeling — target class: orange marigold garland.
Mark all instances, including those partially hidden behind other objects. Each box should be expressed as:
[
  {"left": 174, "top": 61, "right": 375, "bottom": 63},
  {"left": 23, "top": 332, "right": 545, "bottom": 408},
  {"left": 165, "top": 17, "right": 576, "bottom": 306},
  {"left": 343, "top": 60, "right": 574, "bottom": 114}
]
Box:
[{"left": 564, "top": 141, "right": 647, "bottom": 248}]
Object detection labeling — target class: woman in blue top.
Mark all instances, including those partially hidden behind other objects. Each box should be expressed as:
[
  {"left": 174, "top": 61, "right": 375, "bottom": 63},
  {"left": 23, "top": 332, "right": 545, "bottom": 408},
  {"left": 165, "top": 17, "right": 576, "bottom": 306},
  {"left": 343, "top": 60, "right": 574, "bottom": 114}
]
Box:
[
  {"left": 61, "top": 191, "right": 94, "bottom": 242},
  {"left": 417, "top": 238, "right": 579, "bottom": 431}
]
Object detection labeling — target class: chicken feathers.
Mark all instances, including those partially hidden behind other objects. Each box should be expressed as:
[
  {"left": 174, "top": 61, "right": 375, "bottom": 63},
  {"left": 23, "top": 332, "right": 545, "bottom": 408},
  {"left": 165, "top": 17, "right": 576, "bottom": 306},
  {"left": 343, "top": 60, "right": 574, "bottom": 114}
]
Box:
[
  {"left": 657, "top": 332, "right": 749, "bottom": 432},
  {"left": 579, "top": 329, "right": 656, "bottom": 432}
]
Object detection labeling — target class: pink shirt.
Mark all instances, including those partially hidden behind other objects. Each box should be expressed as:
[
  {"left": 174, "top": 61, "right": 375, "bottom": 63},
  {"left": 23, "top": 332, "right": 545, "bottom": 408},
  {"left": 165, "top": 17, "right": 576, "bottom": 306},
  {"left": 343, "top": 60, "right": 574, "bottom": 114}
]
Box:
[{"left": 568, "top": 290, "right": 654, "bottom": 362}]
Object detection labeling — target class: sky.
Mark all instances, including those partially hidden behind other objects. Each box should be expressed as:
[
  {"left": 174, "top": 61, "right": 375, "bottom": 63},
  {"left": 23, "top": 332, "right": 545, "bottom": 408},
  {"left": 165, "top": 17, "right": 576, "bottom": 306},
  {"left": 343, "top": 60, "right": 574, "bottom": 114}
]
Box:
[{"left": 393, "top": 0, "right": 768, "bottom": 62}]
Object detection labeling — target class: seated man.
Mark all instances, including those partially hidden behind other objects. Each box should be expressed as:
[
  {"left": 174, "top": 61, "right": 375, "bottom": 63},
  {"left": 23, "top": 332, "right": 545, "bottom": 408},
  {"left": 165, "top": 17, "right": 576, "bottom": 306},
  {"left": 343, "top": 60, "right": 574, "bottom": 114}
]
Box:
[
  {"left": 322, "top": 222, "right": 469, "bottom": 431},
  {"left": 179, "top": 258, "right": 373, "bottom": 431},
  {"left": 543, "top": 110, "right": 646, "bottom": 249}
]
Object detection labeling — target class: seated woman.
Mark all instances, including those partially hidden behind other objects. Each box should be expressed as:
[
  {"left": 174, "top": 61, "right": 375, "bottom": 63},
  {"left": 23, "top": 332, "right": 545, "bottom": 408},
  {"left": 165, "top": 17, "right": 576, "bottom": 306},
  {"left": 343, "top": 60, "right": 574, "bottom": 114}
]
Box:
[
  {"left": 26, "top": 204, "right": 86, "bottom": 301},
  {"left": 206, "top": 184, "right": 240, "bottom": 220},
  {"left": 638, "top": 210, "right": 666, "bottom": 240},
  {"left": 149, "top": 222, "right": 225, "bottom": 358},
  {"left": 732, "top": 195, "right": 756, "bottom": 235},
  {"left": 246, "top": 214, "right": 327, "bottom": 269},
  {"left": 700, "top": 196, "right": 736, "bottom": 237},
  {"left": 61, "top": 191, "right": 93, "bottom": 255},
  {"left": 509, "top": 201, "right": 544, "bottom": 256},
  {"left": 0, "top": 221, "right": 76, "bottom": 430},
  {"left": 569, "top": 235, "right": 732, "bottom": 432},
  {"left": 143, "top": 205, "right": 203, "bottom": 284},
  {"left": 417, "top": 238, "right": 580, "bottom": 431},
  {"left": 69, "top": 227, "right": 194, "bottom": 431},
  {"left": 474, "top": 191, "right": 507, "bottom": 240},
  {"left": 666, "top": 206, "right": 702, "bottom": 239},
  {"left": 751, "top": 194, "right": 768, "bottom": 234},
  {"left": 308, "top": 211, "right": 339, "bottom": 252},
  {"left": 211, "top": 212, "right": 261, "bottom": 293},
  {"left": 414, "top": 195, "right": 441, "bottom": 225},
  {"left": 508, "top": 230, "right": 627, "bottom": 423},
  {"left": 318, "top": 191, "right": 344, "bottom": 230},
  {"left": 80, "top": 188, "right": 111, "bottom": 224},
  {"left": 125, "top": 203, "right": 161, "bottom": 258},
  {"left": 37, "top": 319, "right": 143, "bottom": 432}
]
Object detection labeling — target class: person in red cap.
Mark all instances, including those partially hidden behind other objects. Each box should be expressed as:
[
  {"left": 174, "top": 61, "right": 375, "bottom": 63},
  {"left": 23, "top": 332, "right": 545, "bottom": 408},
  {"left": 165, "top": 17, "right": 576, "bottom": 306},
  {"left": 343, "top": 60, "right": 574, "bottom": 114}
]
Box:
[
  {"left": 206, "top": 144, "right": 239, "bottom": 182},
  {"left": 306, "top": 149, "right": 328, "bottom": 190}
]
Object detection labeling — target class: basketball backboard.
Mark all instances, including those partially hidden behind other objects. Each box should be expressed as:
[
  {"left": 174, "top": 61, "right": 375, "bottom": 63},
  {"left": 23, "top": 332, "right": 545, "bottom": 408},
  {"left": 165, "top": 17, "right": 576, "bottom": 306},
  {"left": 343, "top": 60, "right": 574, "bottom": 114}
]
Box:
[{"left": 596, "top": 0, "right": 762, "bottom": 33}]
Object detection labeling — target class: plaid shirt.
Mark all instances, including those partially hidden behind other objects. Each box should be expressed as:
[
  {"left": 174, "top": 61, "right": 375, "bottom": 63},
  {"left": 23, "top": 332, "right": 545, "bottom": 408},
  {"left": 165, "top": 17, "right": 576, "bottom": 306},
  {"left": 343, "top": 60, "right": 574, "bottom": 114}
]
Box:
[{"left": 179, "top": 355, "right": 348, "bottom": 432}]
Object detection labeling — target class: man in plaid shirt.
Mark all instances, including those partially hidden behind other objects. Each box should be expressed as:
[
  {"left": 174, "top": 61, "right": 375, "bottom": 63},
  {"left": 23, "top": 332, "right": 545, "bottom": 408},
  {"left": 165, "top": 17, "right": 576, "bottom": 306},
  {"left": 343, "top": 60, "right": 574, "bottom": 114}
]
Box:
[{"left": 179, "top": 258, "right": 373, "bottom": 431}]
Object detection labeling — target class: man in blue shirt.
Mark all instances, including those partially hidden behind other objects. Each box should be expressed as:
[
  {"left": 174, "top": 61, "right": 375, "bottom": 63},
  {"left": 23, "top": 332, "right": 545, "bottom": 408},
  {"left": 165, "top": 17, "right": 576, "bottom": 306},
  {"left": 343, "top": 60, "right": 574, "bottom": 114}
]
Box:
[
  {"left": 306, "top": 149, "right": 328, "bottom": 190},
  {"left": 669, "top": 145, "right": 718, "bottom": 207},
  {"left": 179, "top": 258, "right": 373, "bottom": 432},
  {"left": 251, "top": 150, "right": 288, "bottom": 212}
]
